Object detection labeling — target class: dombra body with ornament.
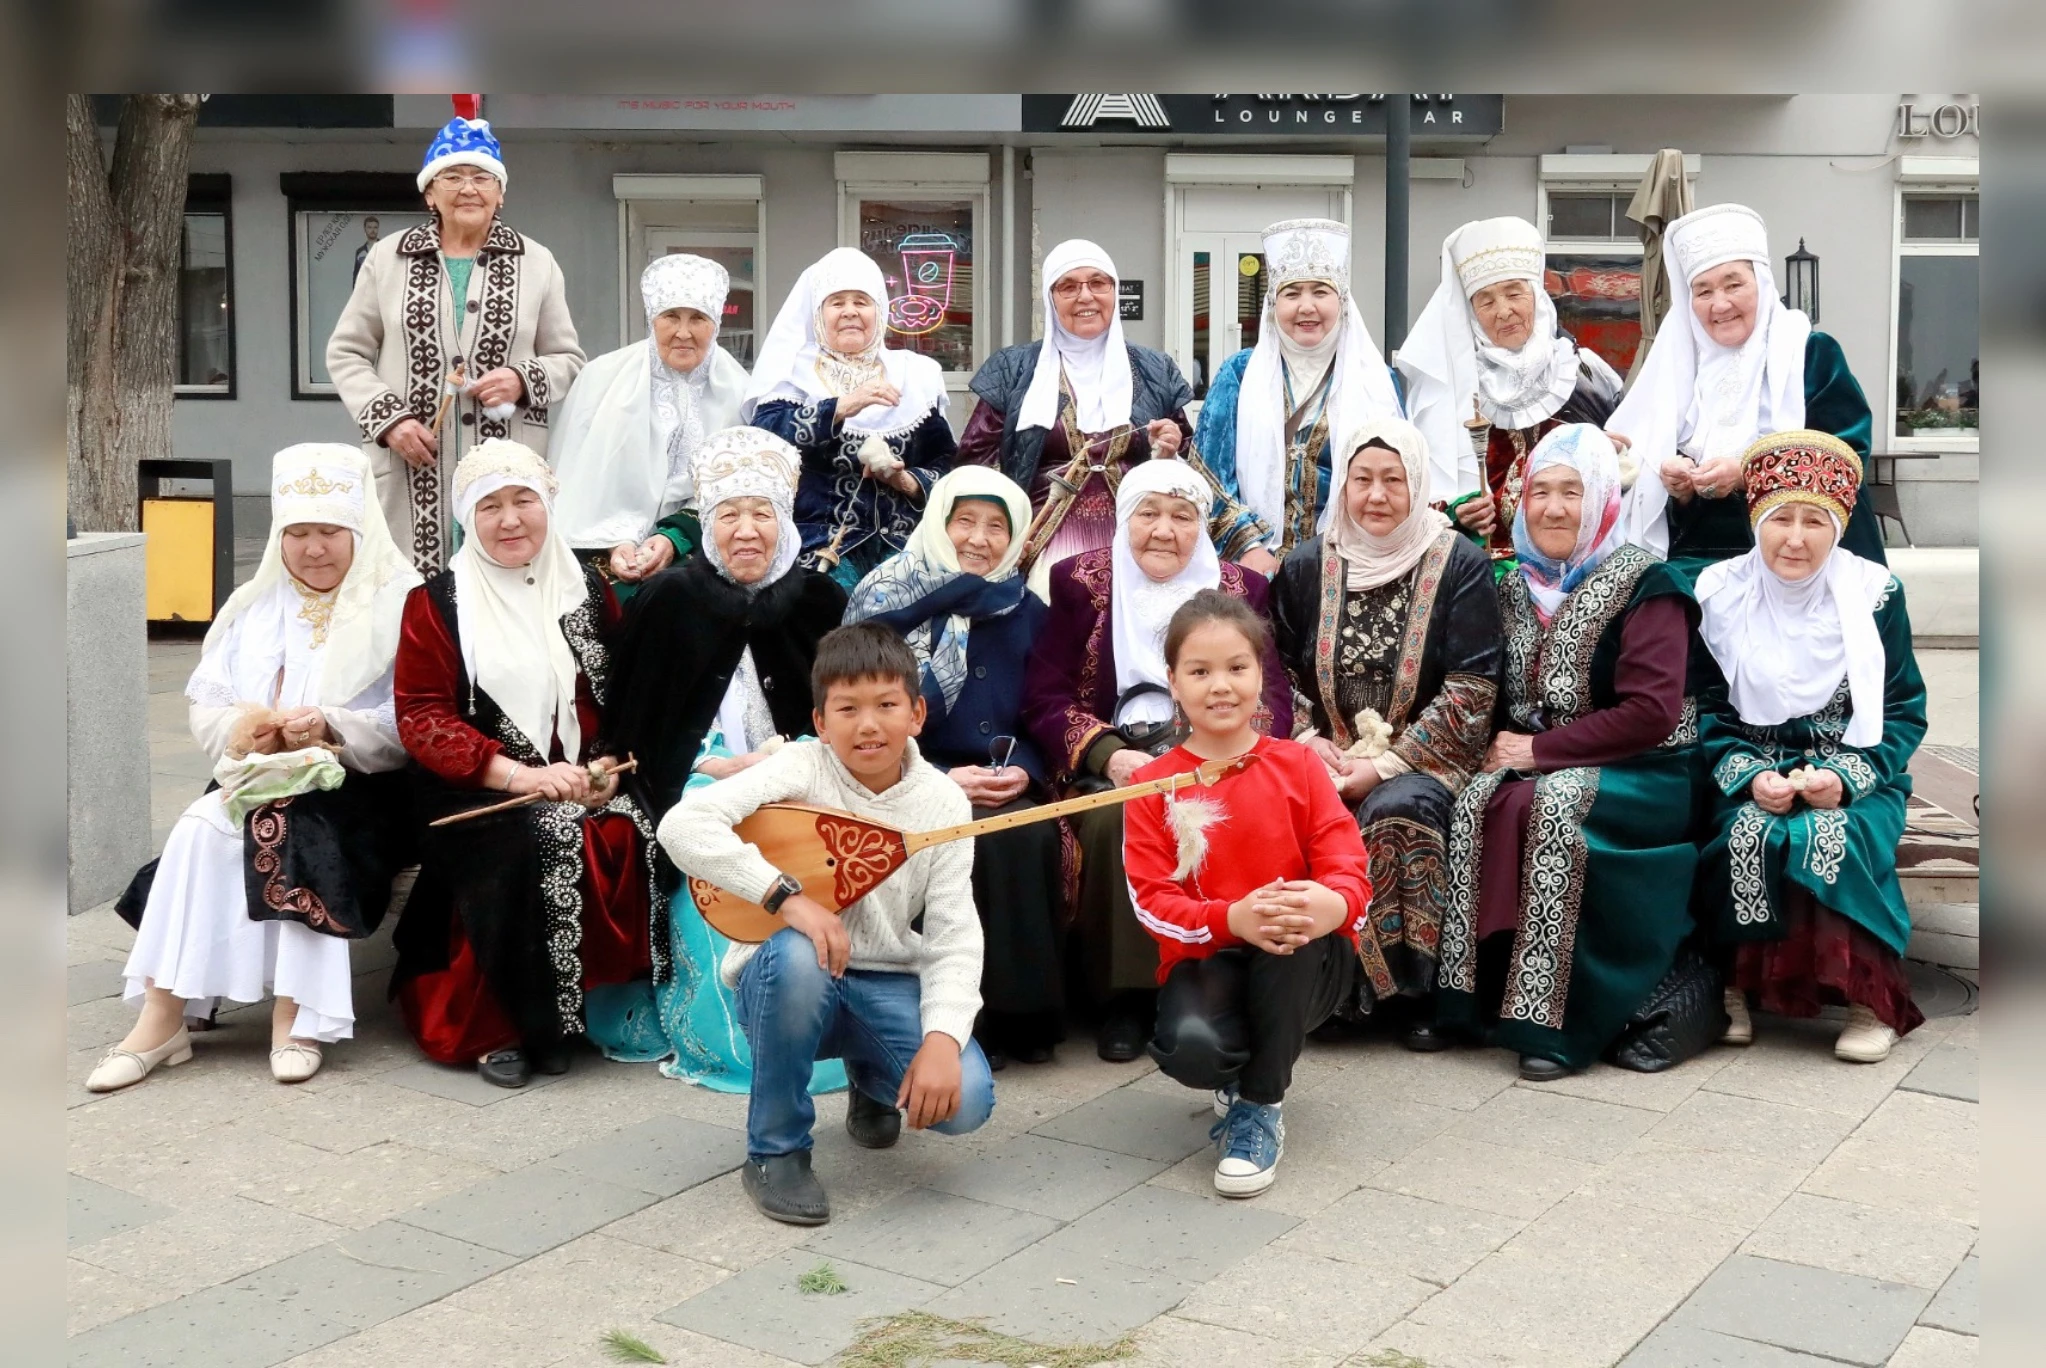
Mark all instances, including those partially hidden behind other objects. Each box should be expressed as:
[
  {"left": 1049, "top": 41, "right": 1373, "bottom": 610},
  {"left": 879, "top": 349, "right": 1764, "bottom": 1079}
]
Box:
[{"left": 689, "top": 751, "right": 1259, "bottom": 942}]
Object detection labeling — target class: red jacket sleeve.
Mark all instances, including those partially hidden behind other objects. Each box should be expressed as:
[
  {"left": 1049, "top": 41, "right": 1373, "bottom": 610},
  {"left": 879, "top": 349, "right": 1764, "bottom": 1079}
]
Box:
[
  {"left": 394, "top": 584, "right": 501, "bottom": 787},
  {"left": 1122, "top": 788, "right": 1237, "bottom": 954},
  {"left": 1294, "top": 750, "right": 1373, "bottom": 947}
]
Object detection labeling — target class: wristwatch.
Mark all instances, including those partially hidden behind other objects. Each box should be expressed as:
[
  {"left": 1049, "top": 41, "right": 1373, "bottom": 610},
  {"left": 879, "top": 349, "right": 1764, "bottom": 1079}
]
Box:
[{"left": 760, "top": 873, "right": 804, "bottom": 915}]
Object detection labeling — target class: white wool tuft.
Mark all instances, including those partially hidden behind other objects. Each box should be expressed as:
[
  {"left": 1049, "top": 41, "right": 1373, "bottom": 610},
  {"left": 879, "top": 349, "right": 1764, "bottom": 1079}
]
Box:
[
  {"left": 858, "top": 433, "right": 905, "bottom": 475},
  {"left": 1165, "top": 793, "right": 1226, "bottom": 882},
  {"left": 1345, "top": 708, "right": 1394, "bottom": 759}
]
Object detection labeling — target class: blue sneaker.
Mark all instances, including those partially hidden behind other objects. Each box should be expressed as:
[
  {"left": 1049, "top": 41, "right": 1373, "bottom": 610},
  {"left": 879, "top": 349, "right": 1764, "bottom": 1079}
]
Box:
[
  {"left": 1211, "top": 1083, "right": 1238, "bottom": 1118},
  {"left": 1210, "top": 1098, "right": 1284, "bottom": 1197}
]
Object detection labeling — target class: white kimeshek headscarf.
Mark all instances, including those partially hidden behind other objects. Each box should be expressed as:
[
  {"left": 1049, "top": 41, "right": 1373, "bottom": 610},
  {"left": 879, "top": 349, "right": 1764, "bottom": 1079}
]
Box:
[
  {"left": 742, "top": 247, "right": 947, "bottom": 438},
  {"left": 1323, "top": 417, "right": 1453, "bottom": 592},
  {"left": 1695, "top": 508, "right": 1890, "bottom": 747},
  {"left": 1020, "top": 239, "right": 1134, "bottom": 434},
  {"left": 1234, "top": 218, "right": 1402, "bottom": 543},
  {"left": 550, "top": 254, "right": 751, "bottom": 549},
  {"left": 1610, "top": 204, "right": 1813, "bottom": 557},
  {"left": 450, "top": 440, "right": 590, "bottom": 763},
  {"left": 188, "top": 444, "right": 420, "bottom": 711},
  {"left": 693, "top": 426, "right": 805, "bottom": 755},
  {"left": 1111, "top": 460, "right": 1221, "bottom": 726},
  {"left": 1400, "top": 216, "right": 1620, "bottom": 504}
]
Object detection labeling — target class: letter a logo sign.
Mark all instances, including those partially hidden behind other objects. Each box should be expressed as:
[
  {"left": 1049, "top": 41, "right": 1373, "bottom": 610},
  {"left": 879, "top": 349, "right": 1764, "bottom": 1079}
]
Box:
[{"left": 1060, "top": 94, "right": 1171, "bottom": 129}]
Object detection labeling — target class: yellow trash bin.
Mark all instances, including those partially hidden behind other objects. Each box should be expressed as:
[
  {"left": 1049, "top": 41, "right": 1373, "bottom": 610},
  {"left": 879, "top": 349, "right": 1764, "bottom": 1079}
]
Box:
[{"left": 139, "top": 458, "right": 236, "bottom": 624}]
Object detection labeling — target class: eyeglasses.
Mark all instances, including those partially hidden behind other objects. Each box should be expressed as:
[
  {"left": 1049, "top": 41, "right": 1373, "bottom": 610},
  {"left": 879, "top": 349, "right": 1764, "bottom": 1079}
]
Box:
[
  {"left": 1052, "top": 276, "right": 1115, "bottom": 300},
  {"left": 988, "top": 734, "right": 1017, "bottom": 771},
  {"left": 433, "top": 171, "right": 500, "bottom": 190}
]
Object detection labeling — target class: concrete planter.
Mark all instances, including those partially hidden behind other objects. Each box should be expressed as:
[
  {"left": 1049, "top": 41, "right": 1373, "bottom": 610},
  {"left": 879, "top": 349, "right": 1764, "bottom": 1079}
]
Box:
[{"left": 67, "top": 532, "right": 151, "bottom": 913}]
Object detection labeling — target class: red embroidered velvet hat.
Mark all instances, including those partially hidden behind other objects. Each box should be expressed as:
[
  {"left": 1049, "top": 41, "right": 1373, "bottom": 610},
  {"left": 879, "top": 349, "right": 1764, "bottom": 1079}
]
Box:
[{"left": 1740, "top": 430, "right": 1862, "bottom": 529}]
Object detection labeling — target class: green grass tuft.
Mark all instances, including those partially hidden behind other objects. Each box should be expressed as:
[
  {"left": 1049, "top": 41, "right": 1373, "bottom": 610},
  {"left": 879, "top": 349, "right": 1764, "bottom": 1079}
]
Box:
[
  {"left": 834, "top": 1309, "right": 1136, "bottom": 1367},
  {"left": 1360, "top": 1351, "right": 1433, "bottom": 1368},
  {"left": 598, "top": 1327, "right": 668, "bottom": 1363},
  {"left": 799, "top": 1262, "right": 851, "bottom": 1295}
]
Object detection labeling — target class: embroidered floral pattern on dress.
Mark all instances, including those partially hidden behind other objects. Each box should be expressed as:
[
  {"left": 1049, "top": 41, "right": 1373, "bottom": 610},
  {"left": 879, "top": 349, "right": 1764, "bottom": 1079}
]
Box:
[
  {"left": 1499, "top": 765, "right": 1601, "bottom": 1030},
  {"left": 358, "top": 389, "right": 409, "bottom": 444},
  {"left": 1727, "top": 801, "right": 1774, "bottom": 927},
  {"left": 1714, "top": 749, "right": 1773, "bottom": 795},
  {"left": 1360, "top": 814, "right": 1446, "bottom": 998},
  {"left": 248, "top": 800, "right": 344, "bottom": 934},
  {"left": 1440, "top": 767, "right": 1506, "bottom": 995},
  {"left": 1803, "top": 808, "right": 1849, "bottom": 885},
  {"left": 1334, "top": 577, "right": 1410, "bottom": 723},
  {"left": 1658, "top": 696, "right": 1701, "bottom": 750},
  {"left": 1392, "top": 674, "right": 1496, "bottom": 795}
]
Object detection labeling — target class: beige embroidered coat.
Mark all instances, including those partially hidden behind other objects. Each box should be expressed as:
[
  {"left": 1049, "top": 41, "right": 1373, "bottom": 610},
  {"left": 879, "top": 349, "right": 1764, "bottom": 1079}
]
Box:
[{"left": 327, "top": 216, "right": 585, "bottom": 571}]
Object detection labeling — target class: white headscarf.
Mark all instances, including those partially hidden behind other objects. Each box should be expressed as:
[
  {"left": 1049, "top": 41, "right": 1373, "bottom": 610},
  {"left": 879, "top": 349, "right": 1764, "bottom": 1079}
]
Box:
[
  {"left": 1323, "top": 418, "right": 1453, "bottom": 592},
  {"left": 450, "top": 440, "right": 589, "bottom": 763},
  {"left": 1695, "top": 508, "right": 1890, "bottom": 747},
  {"left": 190, "top": 444, "right": 420, "bottom": 710},
  {"left": 1512, "top": 424, "right": 1628, "bottom": 623},
  {"left": 1234, "top": 218, "right": 1402, "bottom": 544},
  {"left": 1401, "top": 217, "right": 1617, "bottom": 504},
  {"left": 550, "top": 254, "right": 751, "bottom": 549},
  {"left": 1020, "top": 239, "right": 1133, "bottom": 434},
  {"left": 1110, "top": 460, "right": 1221, "bottom": 726},
  {"left": 1611, "top": 204, "right": 1813, "bottom": 557},
  {"left": 742, "top": 247, "right": 947, "bottom": 438}
]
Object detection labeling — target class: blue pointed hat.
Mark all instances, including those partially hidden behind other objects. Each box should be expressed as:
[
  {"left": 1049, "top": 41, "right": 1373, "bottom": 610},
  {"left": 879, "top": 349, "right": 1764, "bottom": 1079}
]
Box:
[{"left": 418, "top": 117, "right": 506, "bottom": 192}]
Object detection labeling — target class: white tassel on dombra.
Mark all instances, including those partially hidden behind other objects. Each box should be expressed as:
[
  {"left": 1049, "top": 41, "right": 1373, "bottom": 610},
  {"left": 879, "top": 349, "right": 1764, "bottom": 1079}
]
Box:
[{"left": 1165, "top": 793, "right": 1226, "bottom": 882}]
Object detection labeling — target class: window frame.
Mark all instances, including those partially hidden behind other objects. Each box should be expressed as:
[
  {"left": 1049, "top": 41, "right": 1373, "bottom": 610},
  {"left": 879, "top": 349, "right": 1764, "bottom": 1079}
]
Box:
[
  {"left": 174, "top": 173, "right": 236, "bottom": 400},
  {"left": 1887, "top": 161, "right": 1980, "bottom": 454},
  {"left": 281, "top": 172, "right": 426, "bottom": 401},
  {"left": 1535, "top": 155, "right": 1700, "bottom": 379},
  {"left": 834, "top": 152, "right": 992, "bottom": 389}
]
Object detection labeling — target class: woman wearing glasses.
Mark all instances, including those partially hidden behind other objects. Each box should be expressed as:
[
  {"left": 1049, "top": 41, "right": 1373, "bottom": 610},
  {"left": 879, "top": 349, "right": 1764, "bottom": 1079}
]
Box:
[
  {"left": 844, "top": 468, "right": 1063, "bottom": 1068},
  {"left": 956, "top": 239, "right": 1267, "bottom": 594},
  {"left": 328, "top": 106, "right": 585, "bottom": 572}
]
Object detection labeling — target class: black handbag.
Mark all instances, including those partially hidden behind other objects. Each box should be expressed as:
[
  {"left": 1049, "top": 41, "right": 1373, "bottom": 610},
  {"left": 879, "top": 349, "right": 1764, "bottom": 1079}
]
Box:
[
  {"left": 1604, "top": 946, "right": 1729, "bottom": 1073},
  {"left": 1068, "top": 684, "right": 1189, "bottom": 795}
]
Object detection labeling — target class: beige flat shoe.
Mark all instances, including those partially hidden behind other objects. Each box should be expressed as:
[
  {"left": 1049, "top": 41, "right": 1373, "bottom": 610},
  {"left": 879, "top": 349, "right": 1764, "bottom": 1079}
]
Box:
[
  {"left": 1721, "top": 988, "right": 1754, "bottom": 1046},
  {"left": 86, "top": 1026, "right": 193, "bottom": 1093},
  {"left": 270, "top": 1041, "right": 324, "bottom": 1084},
  {"left": 1834, "top": 1005, "right": 1896, "bottom": 1063}
]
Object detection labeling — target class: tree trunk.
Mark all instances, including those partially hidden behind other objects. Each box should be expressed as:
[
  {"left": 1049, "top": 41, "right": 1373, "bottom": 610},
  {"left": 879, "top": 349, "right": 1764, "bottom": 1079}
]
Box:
[{"left": 66, "top": 93, "right": 202, "bottom": 533}]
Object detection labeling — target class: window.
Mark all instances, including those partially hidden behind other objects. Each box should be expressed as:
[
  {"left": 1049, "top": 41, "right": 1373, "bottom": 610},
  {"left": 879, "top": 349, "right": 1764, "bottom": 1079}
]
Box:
[
  {"left": 615, "top": 176, "right": 765, "bottom": 368},
  {"left": 176, "top": 175, "right": 234, "bottom": 397},
  {"left": 1538, "top": 154, "right": 1698, "bottom": 377},
  {"left": 1892, "top": 179, "right": 1978, "bottom": 444},
  {"left": 837, "top": 153, "right": 990, "bottom": 379},
  {"left": 282, "top": 172, "right": 428, "bottom": 399}
]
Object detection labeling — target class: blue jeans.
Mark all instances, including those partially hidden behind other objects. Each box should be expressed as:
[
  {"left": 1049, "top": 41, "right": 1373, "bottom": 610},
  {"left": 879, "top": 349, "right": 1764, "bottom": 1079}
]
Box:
[{"left": 736, "top": 928, "right": 996, "bottom": 1159}]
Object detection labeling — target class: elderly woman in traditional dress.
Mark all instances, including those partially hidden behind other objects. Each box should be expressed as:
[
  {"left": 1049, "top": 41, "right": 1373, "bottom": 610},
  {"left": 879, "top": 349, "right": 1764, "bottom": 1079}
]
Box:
[
  {"left": 846, "top": 468, "right": 1061, "bottom": 1068},
  {"left": 1271, "top": 419, "right": 1502, "bottom": 1044},
  {"left": 1400, "top": 216, "right": 1626, "bottom": 566},
  {"left": 328, "top": 111, "right": 585, "bottom": 573},
  {"left": 959, "top": 240, "right": 1264, "bottom": 590},
  {"left": 1195, "top": 218, "right": 1402, "bottom": 564},
  {"left": 93, "top": 446, "right": 420, "bottom": 1091},
  {"left": 743, "top": 248, "right": 955, "bottom": 588},
  {"left": 1694, "top": 432, "right": 1926, "bottom": 1063},
  {"left": 583, "top": 427, "right": 850, "bottom": 1093},
  {"left": 1611, "top": 203, "right": 1884, "bottom": 576},
  {"left": 391, "top": 440, "right": 664, "bottom": 1089},
  {"left": 550, "top": 254, "right": 750, "bottom": 591},
  {"left": 1022, "top": 460, "right": 1292, "bottom": 1060},
  {"left": 1435, "top": 425, "right": 1701, "bottom": 1082}
]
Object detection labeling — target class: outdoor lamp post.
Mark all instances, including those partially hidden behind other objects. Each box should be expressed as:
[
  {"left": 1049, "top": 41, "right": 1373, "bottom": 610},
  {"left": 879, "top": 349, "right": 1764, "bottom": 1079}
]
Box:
[{"left": 1784, "top": 238, "right": 1820, "bottom": 322}]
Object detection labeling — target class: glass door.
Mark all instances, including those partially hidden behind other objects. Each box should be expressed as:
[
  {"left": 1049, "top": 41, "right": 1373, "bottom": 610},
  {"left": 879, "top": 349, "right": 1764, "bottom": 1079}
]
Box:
[
  {"left": 1179, "top": 231, "right": 1267, "bottom": 400},
  {"left": 643, "top": 226, "right": 759, "bottom": 367}
]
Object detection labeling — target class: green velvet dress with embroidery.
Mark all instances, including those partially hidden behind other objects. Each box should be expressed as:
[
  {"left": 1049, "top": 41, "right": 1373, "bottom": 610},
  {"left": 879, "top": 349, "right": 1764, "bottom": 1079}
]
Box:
[
  {"left": 1436, "top": 546, "right": 1703, "bottom": 1069},
  {"left": 1665, "top": 331, "right": 1886, "bottom": 581},
  {"left": 1694, "top": 575, "right": 1925, "bottom": 958}
]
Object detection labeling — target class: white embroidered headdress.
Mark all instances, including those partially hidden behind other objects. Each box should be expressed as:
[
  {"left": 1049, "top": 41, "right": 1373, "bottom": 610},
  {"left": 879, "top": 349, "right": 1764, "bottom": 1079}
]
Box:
[
  {"left": 692, "top": 426, "right": 800, "bottom": 517},
  {"left": 642, "top": 253, "right": 730, "bottom": 328},
  {"left": 1262, "top": 217, "right": 1351, "bottom": 294},
  {"left": 453, "top": 437, "right": 559, "bottom": 521},
  {"left": 1449, "top": 217, "right": 1546, "bottom": 297},
  {"left": 271, "top": 444, "right": 369, "bottom": 532},
  {"left": 1667, "top": 204, "right": 1771, "bottom": 288}
]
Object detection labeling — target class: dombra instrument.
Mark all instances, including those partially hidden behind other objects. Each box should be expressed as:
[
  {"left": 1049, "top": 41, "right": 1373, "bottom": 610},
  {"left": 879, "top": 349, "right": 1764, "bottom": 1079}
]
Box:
[{"left": 688, "top": 751, "right": 1259, "bottom": 942}]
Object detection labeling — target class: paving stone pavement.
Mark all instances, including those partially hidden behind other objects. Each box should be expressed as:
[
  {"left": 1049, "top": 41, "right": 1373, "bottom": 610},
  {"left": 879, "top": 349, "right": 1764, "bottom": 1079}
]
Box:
[{"left": 64, "top": 642, "right": 1980, "bottom": 1367}]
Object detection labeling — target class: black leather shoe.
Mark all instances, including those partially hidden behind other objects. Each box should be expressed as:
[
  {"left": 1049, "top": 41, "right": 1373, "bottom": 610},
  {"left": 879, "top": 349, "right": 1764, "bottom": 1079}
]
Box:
[
  {"left": 1097, "top": 1008, "right": 1148, "bottom": 1063},
  {"left": 980, "top": 1042, "right": 1009, "bottom": 1073},
  {"left": 845, "top": 1087, "right": 903, "bottom": 1150},
  {"left": 530, "top": 1042, "right": 573, "bottom": 1076},
  {"left": 1405, "top": 1023, "right": 1454, "bottom": 1053},
  {"left": 1012, "top": 1041, "right": 1055, "bottom": 1066},
  {"left": 478, "top": 1048, "right": 530, "bottom": 1089},
  {"left": 742, "top": 1152, "right": 831, "bottom": 1225},
  {"left": 1518, "top": 1054, "right": 1574, "bottom": 1082}
]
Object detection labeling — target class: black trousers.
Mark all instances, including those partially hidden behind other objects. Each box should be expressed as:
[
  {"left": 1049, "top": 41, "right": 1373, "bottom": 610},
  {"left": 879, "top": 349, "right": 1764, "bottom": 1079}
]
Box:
[{"left": 1147, "top": 938, "right": 1357, "bottom": 1105}]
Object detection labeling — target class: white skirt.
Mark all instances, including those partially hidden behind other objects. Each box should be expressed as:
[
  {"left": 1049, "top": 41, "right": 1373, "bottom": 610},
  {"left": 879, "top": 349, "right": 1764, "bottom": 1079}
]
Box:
[{"left": 122, "top": 792, "right": 356, "bottom": 1042}]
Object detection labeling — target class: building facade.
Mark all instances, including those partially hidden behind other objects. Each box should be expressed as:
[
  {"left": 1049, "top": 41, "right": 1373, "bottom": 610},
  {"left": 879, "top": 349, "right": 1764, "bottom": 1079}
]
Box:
[{"left": 163, "top": 93, "right": 1980, "bottom": 544}]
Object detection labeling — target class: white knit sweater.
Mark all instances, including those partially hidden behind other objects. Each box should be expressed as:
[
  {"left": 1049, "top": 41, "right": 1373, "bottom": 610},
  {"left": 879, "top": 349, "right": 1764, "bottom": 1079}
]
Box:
[{"left": 656, "top": 737, "right": 984, "bottom": 1048}]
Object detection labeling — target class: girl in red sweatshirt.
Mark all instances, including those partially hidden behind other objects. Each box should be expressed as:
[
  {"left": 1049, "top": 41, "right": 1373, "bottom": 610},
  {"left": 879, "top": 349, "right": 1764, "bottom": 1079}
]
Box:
[{"left": 1123, "top": 589, "right": 1373, "bottom": 1197}]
